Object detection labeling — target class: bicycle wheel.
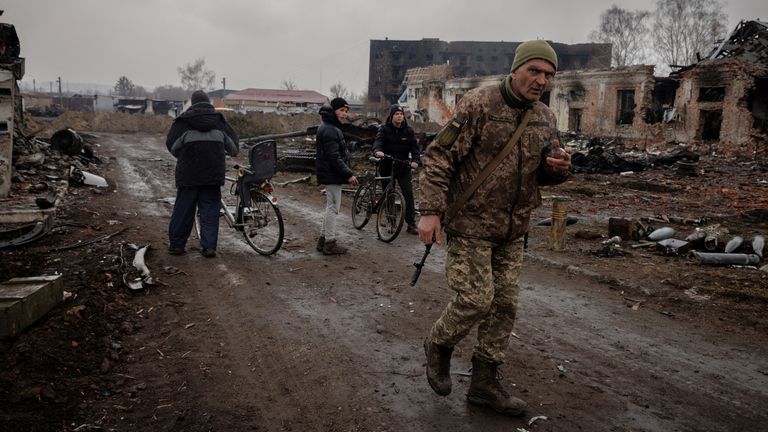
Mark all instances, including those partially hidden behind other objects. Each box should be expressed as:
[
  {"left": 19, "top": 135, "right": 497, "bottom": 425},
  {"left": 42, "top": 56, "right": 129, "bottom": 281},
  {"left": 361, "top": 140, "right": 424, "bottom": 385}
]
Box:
[
  {"left": 351, "top": 182, "right": 373, "bottom": 229},
  {"left": 241, "top": 190, "right": 284, "bottom": 255},
  {"left": 376, "top": 189, "right": 405, "bottom": 242}
]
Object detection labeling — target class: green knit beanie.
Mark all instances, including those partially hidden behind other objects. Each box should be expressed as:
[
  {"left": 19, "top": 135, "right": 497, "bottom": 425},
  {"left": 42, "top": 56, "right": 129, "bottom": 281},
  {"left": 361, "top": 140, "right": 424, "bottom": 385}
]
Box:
[{"left": 511, "top": 40, "right": 558, "bottom": 72}]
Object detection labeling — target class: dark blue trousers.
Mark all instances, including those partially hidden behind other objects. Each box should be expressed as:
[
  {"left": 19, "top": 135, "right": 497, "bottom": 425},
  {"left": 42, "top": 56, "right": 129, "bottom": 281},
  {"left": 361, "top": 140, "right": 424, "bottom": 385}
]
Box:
[{"left": 168, "top": 185, "right": 221, "bottom": 251}]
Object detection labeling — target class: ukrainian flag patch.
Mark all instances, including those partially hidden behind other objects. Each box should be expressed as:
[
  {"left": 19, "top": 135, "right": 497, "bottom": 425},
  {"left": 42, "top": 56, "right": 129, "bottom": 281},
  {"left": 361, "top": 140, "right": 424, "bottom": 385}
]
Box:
[{"left": 450, "top": 117, "right": 464, "bottom": 128}]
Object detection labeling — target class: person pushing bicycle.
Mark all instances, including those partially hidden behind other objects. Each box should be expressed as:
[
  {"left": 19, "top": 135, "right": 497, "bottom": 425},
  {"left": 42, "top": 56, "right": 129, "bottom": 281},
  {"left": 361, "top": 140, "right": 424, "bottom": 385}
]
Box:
[{"left": 372, "top": 105, "right": 421, "bottom": 235}]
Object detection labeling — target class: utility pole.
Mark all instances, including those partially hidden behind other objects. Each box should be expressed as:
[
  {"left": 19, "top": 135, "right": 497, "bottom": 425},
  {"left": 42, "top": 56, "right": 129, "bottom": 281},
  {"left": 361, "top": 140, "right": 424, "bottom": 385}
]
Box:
[
  {"left": 57, "top": 76, "right": 62, "bottom": 109},
  {"left": 32, "top": 78, "right": 36, "bottom": 92},
  {"left": 221, "top": 77, "right": 226, "bottom": 90}
]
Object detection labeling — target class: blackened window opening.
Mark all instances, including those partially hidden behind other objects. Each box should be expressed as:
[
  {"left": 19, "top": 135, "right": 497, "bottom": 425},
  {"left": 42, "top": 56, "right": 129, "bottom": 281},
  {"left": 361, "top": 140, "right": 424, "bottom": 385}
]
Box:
[
  {"left": 617, "top": 90, "right": 635, "bottom": 125},
  {"left": 698, "top": 87, "right": 725, "bottom": 102},
  {"left": 748, "top": 78, "right": 768, "bottom": 133},
  {"left": 700, "top": 110, "right": 722, "bottom": 142}
]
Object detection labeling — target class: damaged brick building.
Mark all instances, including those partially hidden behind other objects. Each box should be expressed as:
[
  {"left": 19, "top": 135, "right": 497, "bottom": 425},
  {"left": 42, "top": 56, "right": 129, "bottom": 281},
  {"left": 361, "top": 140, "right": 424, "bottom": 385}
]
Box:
[
  {"left": 0, "top": 20, "right": 23, "bottom": 198},
  {"left": 368, "top": 38, "right": 611, "bottom": 105},
  {"left": 403, "top": 21, "right": 768, "bottom": 160}
]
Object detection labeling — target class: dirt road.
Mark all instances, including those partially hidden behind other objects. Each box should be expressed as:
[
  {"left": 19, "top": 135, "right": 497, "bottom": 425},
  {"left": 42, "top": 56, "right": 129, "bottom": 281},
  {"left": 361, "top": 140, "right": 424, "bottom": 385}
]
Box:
[{"left": 4, "top": 133, "right": 768, "bottom": 431}]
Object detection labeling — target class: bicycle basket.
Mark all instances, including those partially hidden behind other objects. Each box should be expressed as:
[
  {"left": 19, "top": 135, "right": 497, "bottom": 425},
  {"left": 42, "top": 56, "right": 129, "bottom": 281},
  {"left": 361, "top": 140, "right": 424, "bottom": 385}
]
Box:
[{"left": 246, "top": 140, "right": 278, "bottom": 183}]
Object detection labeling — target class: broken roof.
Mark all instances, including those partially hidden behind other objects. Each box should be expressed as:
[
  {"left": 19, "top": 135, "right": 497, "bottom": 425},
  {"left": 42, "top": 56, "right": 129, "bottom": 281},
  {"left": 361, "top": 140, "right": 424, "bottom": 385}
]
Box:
[
  {"left": 709, "top": 20, "right": 768, "bottom": 65},
  {"left": 403, "top": 64, "right": 453, "bottom": 85},
  {"left": 225, "top": 88, "right": 328, "bottom": 104}
]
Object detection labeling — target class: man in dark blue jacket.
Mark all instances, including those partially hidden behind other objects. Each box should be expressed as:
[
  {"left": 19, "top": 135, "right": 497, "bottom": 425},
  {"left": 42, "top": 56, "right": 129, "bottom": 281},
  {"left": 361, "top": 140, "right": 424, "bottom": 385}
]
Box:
[
  {"left": 373, "top": 104, "right": 420, "bottom": 234},
  {"left": 166, "top": 90, "right": 239, "bottom": 257},
  {"left": 315, "top": 97, "right": 358, "bottom": 255}
]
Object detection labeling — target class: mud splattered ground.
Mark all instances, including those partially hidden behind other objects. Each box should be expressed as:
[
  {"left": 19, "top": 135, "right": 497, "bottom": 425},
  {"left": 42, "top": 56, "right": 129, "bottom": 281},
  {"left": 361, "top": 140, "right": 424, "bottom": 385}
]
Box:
[{"left": 1, "top": 132, "right": 767, "bottom": 432}]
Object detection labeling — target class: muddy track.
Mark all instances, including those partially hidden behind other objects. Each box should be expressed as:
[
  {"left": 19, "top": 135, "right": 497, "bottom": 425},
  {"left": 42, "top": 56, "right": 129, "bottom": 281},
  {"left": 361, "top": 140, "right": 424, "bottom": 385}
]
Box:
[{"left": 80, "top": 133, "right": 768, "bottom": 432}]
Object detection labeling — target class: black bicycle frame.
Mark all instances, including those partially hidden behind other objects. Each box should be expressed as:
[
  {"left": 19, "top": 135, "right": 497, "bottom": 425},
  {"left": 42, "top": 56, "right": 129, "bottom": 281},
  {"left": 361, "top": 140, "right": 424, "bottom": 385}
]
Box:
[{"left": 369, "top": 157, "right": 409, "bottom": 212}]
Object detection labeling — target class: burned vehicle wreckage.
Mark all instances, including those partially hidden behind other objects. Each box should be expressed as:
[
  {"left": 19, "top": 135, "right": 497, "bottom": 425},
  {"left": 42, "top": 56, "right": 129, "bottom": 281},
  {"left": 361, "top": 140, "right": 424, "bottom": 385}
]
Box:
[{"left": 241, "top": 117, "right": 436, "bottom": 172}]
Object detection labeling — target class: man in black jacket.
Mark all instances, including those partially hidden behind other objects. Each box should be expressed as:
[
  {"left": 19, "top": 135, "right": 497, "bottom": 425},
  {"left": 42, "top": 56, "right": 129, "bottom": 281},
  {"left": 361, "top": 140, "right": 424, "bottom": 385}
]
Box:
[
  {"left": 373, "top": 104, "right": 420, "bottom": 234},
  {"left": 166, "top": 90, "right": 239, "bottom": 257},
  {"left": 315, "top": 97, "right": 358, "bottom": 255}
]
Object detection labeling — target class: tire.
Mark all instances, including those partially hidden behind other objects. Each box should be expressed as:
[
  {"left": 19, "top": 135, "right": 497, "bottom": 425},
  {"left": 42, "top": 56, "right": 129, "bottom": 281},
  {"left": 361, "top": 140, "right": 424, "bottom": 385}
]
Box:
[
  {"left": 241, "top": 190, "right": 284, "bottom": 255},
  {"left": 376, "top": 189, "right": 405, "bottom": 242},
  {"left": 351, "top": 183, "right": 373, "bottom": 229}
]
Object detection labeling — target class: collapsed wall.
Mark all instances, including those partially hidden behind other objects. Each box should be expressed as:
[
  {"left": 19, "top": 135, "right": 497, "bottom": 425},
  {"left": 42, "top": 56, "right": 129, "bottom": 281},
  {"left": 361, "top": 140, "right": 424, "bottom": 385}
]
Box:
[{"left": 670, "top": 59, "right": 768, "bottom": 158}]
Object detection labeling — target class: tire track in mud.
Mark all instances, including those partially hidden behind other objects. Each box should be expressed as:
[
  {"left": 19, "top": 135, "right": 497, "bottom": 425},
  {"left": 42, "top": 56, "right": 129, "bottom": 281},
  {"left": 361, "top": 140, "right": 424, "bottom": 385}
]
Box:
[{"left": 104, "top": 133, "right": 768, "bottom": 431}]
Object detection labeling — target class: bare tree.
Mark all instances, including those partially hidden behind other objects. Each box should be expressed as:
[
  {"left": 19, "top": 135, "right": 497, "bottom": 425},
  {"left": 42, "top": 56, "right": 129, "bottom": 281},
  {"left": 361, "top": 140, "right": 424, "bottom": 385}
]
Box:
[
  {"left": 154, "top": 85, "right": 189, "bottom": 101},
  {"left": 589, "top": 5, "right": 651, "bottom": 66},
  {"left": 329, "top": 82, "right": 349, "bottom": 99},
  {"left": 177, "top": 58, "right": 216, "bottom": 91},
  {"left": 133, "top": 85, "right": 150, "bottom": 98},
  {"left": 652, "top": 0, "right": 728, "bottom": 67},
  {"left": 113, "top": 76, "right": 135, "bottom": 96},
  {"left": 281, "top": 79, "right": 298, "bottom": 90}
]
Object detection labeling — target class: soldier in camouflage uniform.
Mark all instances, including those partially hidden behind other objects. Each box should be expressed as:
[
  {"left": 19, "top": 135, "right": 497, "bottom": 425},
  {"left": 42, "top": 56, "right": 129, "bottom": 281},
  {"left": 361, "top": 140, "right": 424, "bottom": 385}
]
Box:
[{"left": 417, "top": 40, "right": 572, "bottom": 416}]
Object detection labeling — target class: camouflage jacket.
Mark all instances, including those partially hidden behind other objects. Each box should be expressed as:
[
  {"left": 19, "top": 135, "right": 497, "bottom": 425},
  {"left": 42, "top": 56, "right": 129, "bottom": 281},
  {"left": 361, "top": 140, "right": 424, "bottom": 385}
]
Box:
[{"left": 419, "top": 84, "right": 570, "bottom": 244}]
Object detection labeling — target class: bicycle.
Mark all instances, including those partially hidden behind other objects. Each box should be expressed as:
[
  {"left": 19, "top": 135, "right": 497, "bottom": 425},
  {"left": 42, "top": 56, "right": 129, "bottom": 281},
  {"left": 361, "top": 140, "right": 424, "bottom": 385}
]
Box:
[
  {"left": 195, "top": 140, "right": 284, "bottom": 255},
  {"left": 350, "top": 155, "right": 409, "bottom": 242}
]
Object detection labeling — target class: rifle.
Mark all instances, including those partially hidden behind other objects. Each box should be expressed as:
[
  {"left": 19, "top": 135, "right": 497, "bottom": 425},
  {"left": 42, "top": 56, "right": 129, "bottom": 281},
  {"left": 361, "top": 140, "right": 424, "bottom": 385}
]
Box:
[
  {"left": 411, "top": 240, "right": 434, "bottom": 287},
  {"left": 409, "top": 109, "right": 532, "bottom": 287}
]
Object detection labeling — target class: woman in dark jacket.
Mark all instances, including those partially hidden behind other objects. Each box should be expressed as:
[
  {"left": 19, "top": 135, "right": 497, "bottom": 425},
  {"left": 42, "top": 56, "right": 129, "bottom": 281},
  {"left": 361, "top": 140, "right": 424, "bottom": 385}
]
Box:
[{"left": 315, "top": 97, "right": 358, "bottom": 255}]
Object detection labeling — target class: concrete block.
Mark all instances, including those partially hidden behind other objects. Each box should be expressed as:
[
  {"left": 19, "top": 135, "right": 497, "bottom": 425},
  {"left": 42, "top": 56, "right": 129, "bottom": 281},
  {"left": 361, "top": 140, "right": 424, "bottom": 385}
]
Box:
[{"left": 0, "top": 275, "right": 63, "bottom": 339}]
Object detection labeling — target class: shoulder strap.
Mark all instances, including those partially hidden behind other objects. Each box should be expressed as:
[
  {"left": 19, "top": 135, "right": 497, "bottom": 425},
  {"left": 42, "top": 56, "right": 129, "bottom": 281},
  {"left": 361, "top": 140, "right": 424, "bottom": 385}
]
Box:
[{"left": 443, "top": 109, "right": 533, "bottom": 224}]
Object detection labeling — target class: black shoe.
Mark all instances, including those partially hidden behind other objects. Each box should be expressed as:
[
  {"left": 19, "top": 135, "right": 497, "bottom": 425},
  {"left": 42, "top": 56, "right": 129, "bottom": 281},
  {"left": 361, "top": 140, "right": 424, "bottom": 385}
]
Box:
[
  {"left": 168, "top": 247, "right": 186, "bottom": 255},
  {"left": 316, "top": 236, "right": 325, "bottom": 252},
  {"left": 201, "top": 248, "right": 216, "bottom": 258},
  {"left": 406, "top": 224, "right": 418, "bottom": 235}
]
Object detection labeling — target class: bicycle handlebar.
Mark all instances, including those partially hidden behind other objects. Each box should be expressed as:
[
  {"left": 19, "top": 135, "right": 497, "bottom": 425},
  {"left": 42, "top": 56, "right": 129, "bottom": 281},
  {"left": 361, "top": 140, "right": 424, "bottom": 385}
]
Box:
[{"left": 369, "top": 154, "right": 413, "bottom": 166}]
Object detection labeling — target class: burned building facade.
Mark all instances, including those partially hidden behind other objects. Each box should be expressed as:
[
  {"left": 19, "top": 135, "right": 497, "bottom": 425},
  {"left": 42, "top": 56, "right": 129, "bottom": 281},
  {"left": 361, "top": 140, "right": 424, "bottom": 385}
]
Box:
[
  {"left": 549, "top": 66, "right": 656, "bottom": 140},
  {"left": 405, "top": 57, "right": 767, "bottom": 160},
  {"left": 669, "top": 59, "right": 767, "bottom": 158},
  {"left": 368, "top": 38, "right": 611, "bottom": 105},
  {"left": 0, "top": 21, "right": 23, "bottom": 198}
]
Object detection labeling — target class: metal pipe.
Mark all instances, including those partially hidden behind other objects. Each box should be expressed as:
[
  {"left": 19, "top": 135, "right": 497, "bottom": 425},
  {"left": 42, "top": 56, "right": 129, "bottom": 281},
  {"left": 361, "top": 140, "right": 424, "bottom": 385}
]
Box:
[{"left": 693, "top": 252, "right": 761, "bottom": 266}]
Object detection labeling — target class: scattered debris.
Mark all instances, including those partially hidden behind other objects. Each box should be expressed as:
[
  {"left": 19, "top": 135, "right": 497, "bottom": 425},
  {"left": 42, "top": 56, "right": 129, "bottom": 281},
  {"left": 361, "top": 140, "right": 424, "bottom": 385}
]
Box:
[
  {"left": 601, "top": 236, "right": 622, "bottom": 245},
  {"left": 693, "top": 252, "right": 761, "bottom": 266},
  {"left": 34, "top": 189, "right": 58, "bottom": 209},
  {"left": 753, "top": 235, "right": 764, "bottom": 258},
  {"left": 724, "top": 236, "right": 744, "bottom": 253},
  {"left": 0, "top": 216, "right": 54, "bottom": 250},
  {"left": 50, "top": 228, "right": 126, "bottom": 252},
  {"left": 50, "top": 128, "right": 84, "bottom": 156},
  {"left": 536, "top": 215, "right": 578, "bottom": 226},
  {"left": 656, "top": 238, "right": 690, "bottom": 256},
  {"left": 69, "top": 166, "right": 108, "bottom": 187},
  {"left": 589, "top": 245, "right": 630, "bottom": 258},
  {"left": 275, "top": 175, "right": 311, "bottom": 187},
  {"left": 648, "top": 227, "right": 675, "bottom": 241},
  {"left": 120, "top": 243, "right": 156, "bottom": 291},
  {"left": 528, "top": 415, "right": 549, "bottom": 426},
  {"left": 574, "top": 230, "right": 603, "bottom": 239}
]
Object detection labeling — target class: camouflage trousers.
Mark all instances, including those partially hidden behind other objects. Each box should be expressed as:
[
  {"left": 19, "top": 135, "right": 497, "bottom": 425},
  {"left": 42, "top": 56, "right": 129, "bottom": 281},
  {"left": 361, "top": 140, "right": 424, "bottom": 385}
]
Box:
[{"left": 429, "top": 235, "right": 524, "bottom": 364}]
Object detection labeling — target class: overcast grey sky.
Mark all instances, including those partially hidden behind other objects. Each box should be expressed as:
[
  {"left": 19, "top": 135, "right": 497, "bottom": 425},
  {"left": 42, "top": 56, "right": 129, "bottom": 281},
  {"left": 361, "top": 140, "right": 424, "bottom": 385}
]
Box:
[{"left": 5, "top": 0, "right": 768, "bottom": 96}]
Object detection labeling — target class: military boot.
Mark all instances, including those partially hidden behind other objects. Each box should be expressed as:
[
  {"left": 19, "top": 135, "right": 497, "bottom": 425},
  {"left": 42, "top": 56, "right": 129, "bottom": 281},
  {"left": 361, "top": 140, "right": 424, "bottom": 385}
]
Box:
[
  {"left": 316, "top": 236, "right": 325, "bottom": 252},
  {"left": 424, "top": 337, "right": 454, "bottom": 396},
  {"left": 322, "top": 239, "right": 348, "bottom": 255},
  {"left": 467, "top": 355, "right": 527, "bottom": 416}
]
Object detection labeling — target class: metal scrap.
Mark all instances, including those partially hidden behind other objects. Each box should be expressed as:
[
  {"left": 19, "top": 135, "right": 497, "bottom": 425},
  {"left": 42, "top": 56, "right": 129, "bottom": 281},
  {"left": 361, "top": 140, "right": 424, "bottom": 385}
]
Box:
[
  {"left": 69, "top": 166, "right": 108, "bottom": 187},
  {"left": 50, "top": 228, "right": 126, "bottom": 252},
  {"left": 693, "top": 252, "right": 761, "bottom": 266},
  {"left": 0, "top": 215, "right": 54, "bottom": 250}
]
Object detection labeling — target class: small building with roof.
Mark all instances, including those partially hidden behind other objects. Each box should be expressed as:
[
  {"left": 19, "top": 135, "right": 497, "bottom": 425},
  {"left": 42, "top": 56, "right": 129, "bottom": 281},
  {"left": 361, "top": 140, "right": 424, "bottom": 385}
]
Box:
[{"left": 223, "top": 88, "right": 328, "bottom": 114}]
